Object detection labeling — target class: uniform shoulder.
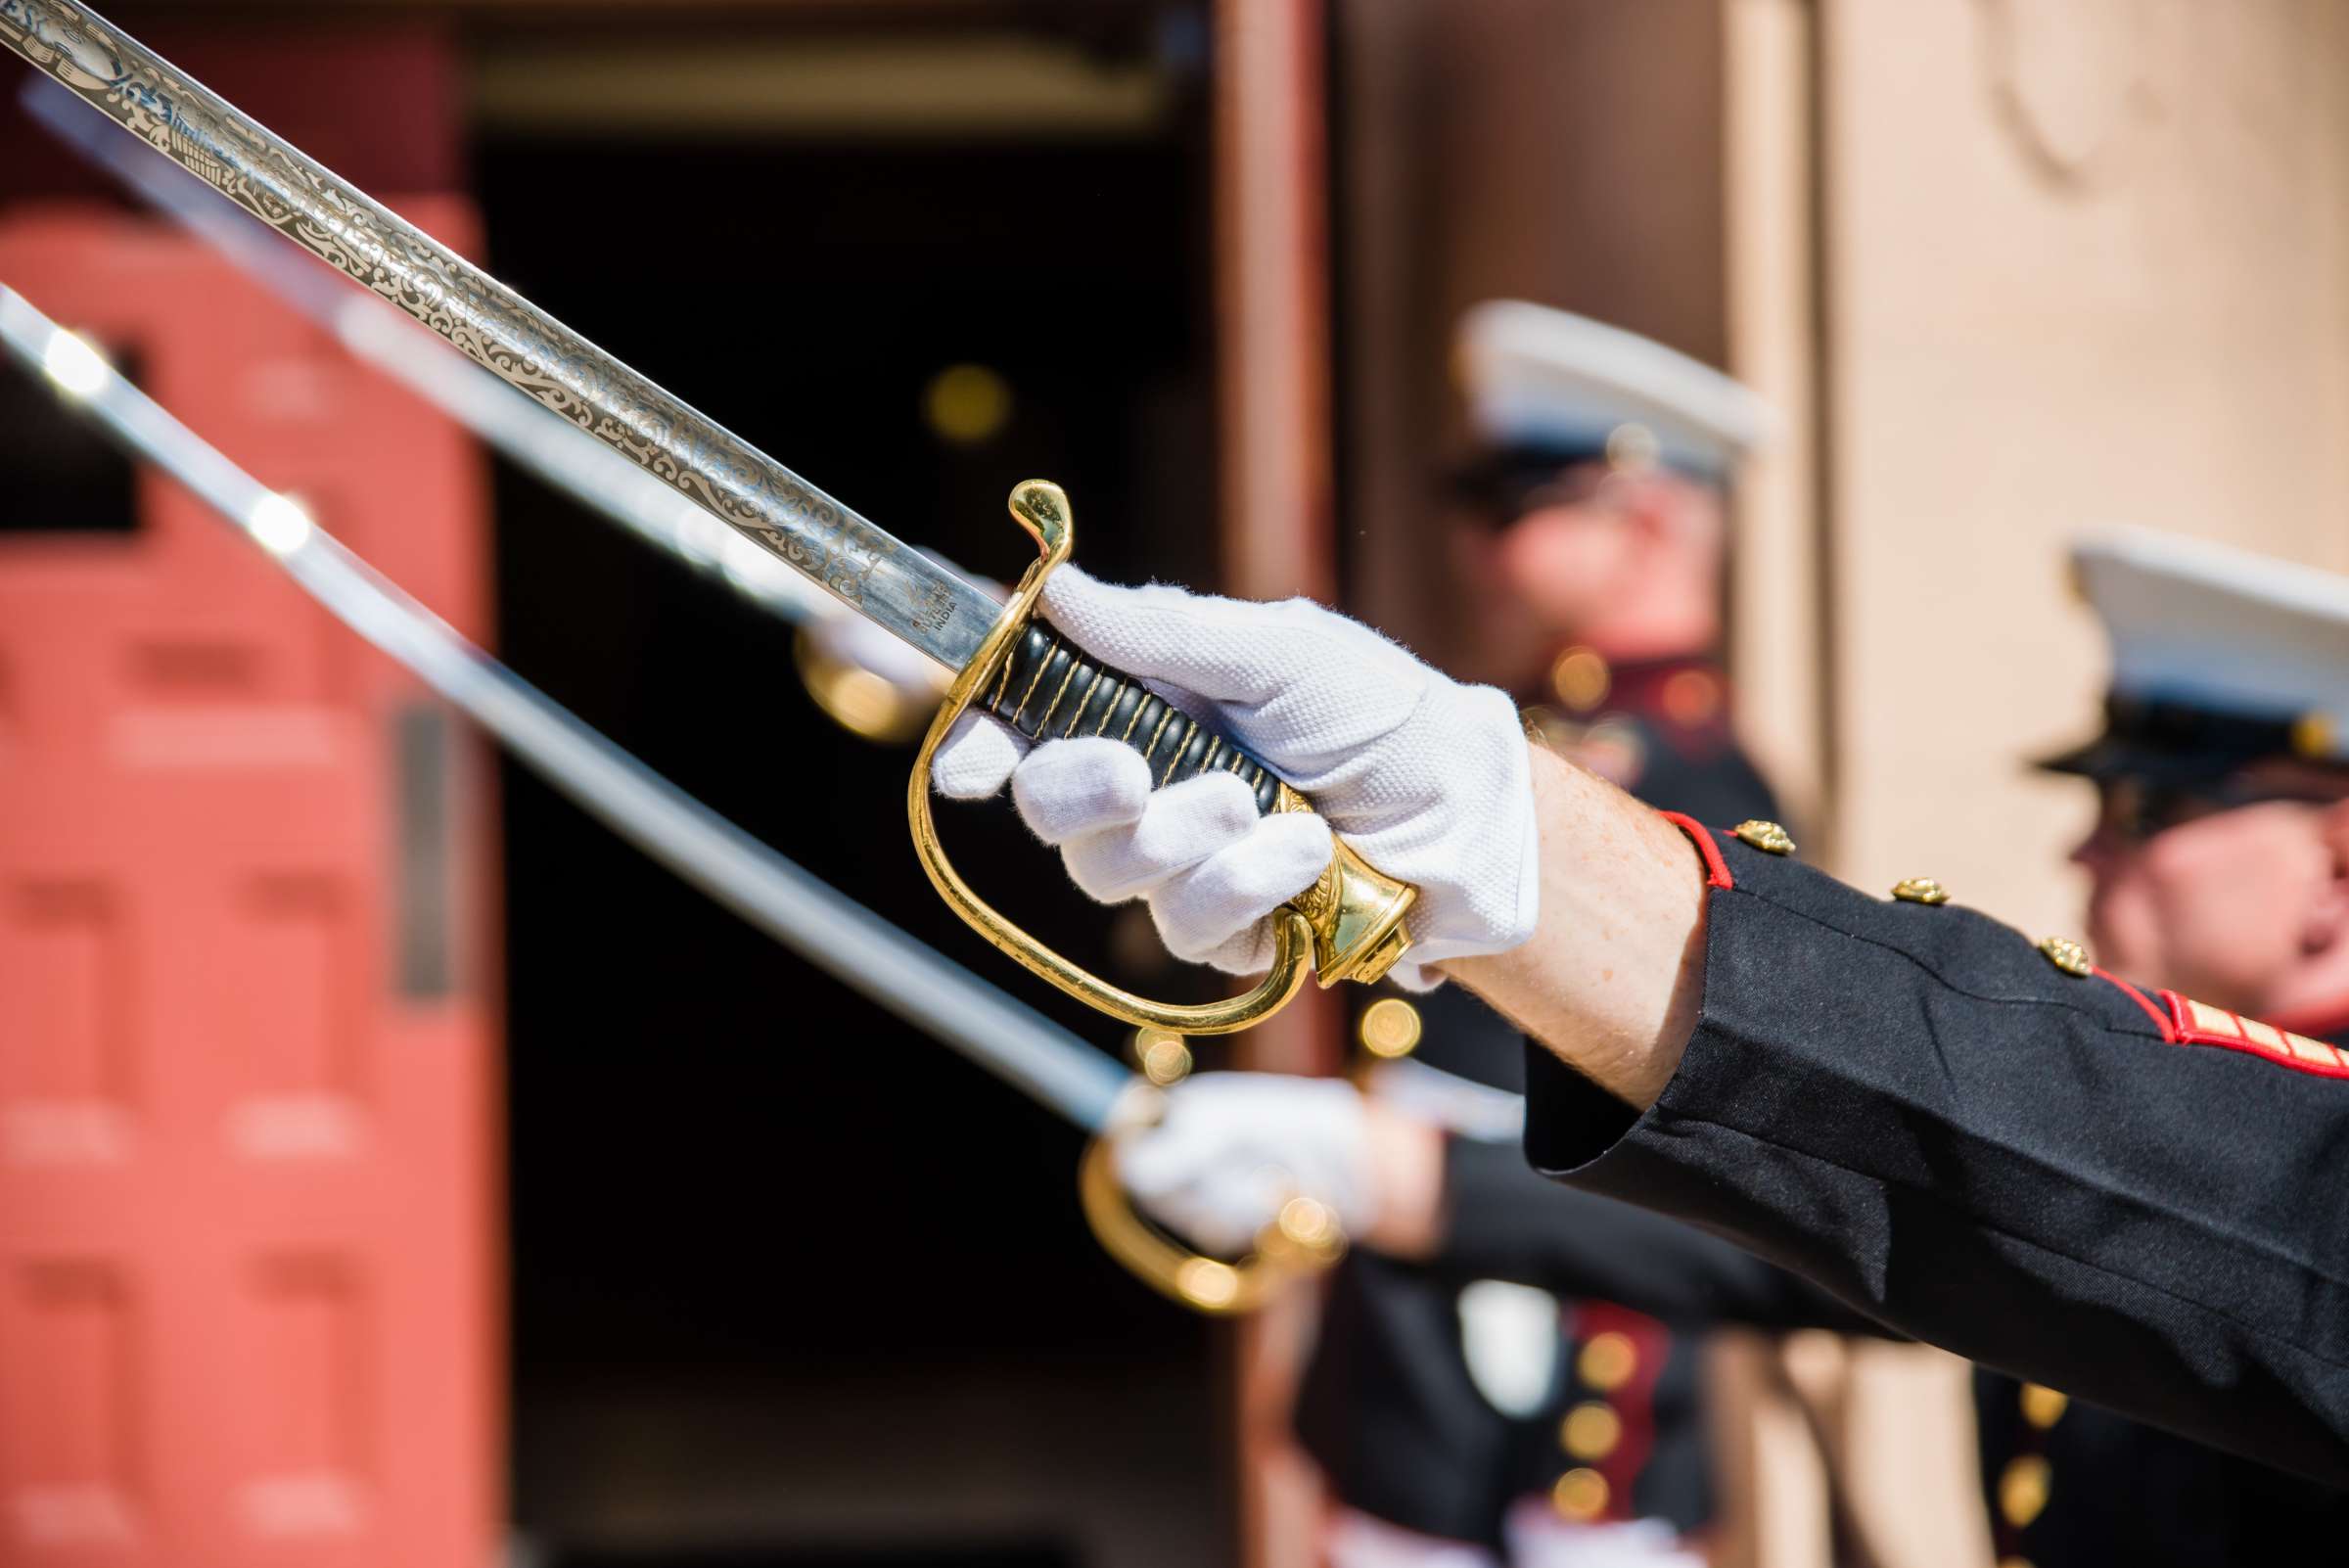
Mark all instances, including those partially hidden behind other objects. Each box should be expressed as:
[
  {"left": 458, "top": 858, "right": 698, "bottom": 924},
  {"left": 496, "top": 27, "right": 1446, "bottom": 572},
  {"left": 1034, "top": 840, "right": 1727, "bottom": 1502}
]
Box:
[{"left": 1656, "top": 812, "right": 2171, "bottom": 1042}]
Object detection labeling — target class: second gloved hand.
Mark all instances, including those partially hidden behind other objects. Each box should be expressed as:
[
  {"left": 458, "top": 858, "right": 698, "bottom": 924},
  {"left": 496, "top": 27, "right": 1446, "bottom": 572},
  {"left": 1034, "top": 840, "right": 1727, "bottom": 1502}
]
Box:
[
  {"left": 1117, "top": 1073, "right": 1378, "bottom": 1256},
  {"left": 930, "top": 568, "right": 1539, "bottom": 988}
]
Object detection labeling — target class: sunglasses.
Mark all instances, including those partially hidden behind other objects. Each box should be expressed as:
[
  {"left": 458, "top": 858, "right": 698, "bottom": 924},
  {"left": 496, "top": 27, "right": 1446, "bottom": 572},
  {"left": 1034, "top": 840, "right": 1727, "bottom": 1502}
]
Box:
[
  {"left": 1454, "top": 468, "right": 1632, "bottom": 530},
  {"left": 2091, "top": 777, "right": 2336, "bottom": 846},
  {"left": 2090, "top": 779, "right": 2231, "bottom": 846}
]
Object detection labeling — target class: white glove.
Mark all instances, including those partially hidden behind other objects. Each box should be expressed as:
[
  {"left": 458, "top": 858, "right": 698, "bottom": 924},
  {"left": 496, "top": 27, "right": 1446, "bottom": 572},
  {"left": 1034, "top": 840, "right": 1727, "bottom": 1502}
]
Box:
[
  {"left": 1116, "top": 1074, "right": 1376, "bottom": 1255},
  {"left": 930, "top": 568, "right": 1538, "bottom": 989}
]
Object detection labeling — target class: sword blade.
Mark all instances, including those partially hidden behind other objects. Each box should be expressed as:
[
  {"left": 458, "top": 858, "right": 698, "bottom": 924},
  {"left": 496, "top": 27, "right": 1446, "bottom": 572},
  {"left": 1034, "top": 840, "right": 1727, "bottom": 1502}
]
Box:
[
  {"left": 0, "top": 0, "right": 1002, "bottom": 670},
  {"left": 0, "top": 280, "right": 1135, "bottom": 1135},
  {"left": 19, "top": 76, "right": 913, "bottom": 643}
]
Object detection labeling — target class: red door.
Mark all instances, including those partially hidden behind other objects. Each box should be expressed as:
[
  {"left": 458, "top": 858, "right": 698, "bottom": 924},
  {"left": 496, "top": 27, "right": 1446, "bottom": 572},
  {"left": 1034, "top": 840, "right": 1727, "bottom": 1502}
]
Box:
[{"left": 0, "top": 207, "right": 496, "bottom": 1567}]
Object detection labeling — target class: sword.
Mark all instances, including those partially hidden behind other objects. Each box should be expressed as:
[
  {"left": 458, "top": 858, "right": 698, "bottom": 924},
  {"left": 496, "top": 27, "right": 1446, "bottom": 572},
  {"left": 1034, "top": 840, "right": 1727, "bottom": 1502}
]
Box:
[
  {"left": 0, "top": 281, "right": 1342, "bottom": 1314},
  {"left": 19, "top": 74, "right": 948, "bottom": 744},
  {"left": 0, "top": 0, "right": 1419, "bottom": 1036}
]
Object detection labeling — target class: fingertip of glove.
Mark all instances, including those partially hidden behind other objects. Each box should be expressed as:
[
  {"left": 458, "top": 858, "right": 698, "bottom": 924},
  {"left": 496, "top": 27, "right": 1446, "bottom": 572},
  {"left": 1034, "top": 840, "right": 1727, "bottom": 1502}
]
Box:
[
  {"left": 930, "top": 712, "right": 1028, "bottom": 800},
  {"left": 1011, "top": 735, "right": 1154, "bottom": 841},
  {"left": 1036, "top": 564, "right": 1114, "bottom": 626},
  {"left": 1255, "top": 804, "right": 1336, "bottom": 874},
  {"left": 1153, "top": 767, "right": 1266, "bottom": 836}
]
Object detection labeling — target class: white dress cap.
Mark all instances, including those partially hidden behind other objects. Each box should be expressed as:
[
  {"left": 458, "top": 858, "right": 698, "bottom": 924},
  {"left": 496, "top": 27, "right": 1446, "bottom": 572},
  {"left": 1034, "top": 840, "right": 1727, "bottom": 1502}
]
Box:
[
  {"left": 1453, "top": 300, "right": 1775, "bottom": 482},
  {"left": 2074, "top": 527, "right": 2349, "bottom": 761}
]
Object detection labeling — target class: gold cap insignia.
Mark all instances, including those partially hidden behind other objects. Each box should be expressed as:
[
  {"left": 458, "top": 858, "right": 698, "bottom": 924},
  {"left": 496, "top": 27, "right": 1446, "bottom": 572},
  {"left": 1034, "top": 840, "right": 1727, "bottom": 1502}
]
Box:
[{"left": 2291, "top": 712, "right": 2336, "bottom": 760}]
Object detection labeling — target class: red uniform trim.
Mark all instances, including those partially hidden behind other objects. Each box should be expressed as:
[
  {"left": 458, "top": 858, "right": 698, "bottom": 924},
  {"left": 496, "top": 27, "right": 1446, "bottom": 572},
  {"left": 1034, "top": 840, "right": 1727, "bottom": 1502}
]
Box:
[
  {"left": 2267, "top": 994, "right": 2349, "bottom": 1041},
  {"left": 2159, "top": 990, "right": 2349, "bottom": 1079},
  {"left": 2091, "top": 968, "right": 2176, "bottom": 1039},
  {"left": 1655, "top": 810, "right": 1733, "bottom": 890}
]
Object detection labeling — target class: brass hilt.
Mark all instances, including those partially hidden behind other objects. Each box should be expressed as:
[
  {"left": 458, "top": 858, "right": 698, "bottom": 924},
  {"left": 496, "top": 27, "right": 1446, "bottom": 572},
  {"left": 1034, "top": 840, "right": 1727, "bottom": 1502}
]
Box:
[
  {"left": 1077, "top": 1086, "right": 1346, "bottom": 1314},
  {"left": 907, "top": 480, "right": 1421, "bottom": 1036}
]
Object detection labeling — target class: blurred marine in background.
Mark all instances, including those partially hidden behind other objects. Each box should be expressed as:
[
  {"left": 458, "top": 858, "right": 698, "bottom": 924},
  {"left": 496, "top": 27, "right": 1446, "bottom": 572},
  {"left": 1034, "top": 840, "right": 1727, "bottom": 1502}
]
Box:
[
  {"left": 1124, "top": 305, "right": 1800, "bottom": 1567},
  {"left": 1308, "top": 305, "right": 1780, "bottom": 1568},
  {"left": 1970, "top": 529, "right": 2349, "bottom": 1564}
]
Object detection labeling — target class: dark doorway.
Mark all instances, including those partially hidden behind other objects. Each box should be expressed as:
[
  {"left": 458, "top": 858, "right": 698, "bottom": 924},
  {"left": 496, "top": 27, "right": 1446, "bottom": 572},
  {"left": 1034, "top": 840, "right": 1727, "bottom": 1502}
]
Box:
[{"left": 480, "top": 15, "right": 1230, "bottom": 1568}]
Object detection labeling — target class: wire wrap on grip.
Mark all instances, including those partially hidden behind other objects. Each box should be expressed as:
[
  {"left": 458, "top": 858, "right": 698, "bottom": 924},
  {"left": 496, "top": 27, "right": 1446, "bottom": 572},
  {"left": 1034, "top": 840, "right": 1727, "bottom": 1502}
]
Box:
[{"left": 982, "top": 623, "right": 1285, "bottom": 815}]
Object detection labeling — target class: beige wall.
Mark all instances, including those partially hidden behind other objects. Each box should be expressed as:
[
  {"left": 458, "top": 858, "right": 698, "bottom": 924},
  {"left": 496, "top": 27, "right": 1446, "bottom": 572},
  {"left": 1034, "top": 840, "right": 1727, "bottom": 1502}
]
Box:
[{"left": 1776, "top": 0, "right": 2349, "bottom": 931}]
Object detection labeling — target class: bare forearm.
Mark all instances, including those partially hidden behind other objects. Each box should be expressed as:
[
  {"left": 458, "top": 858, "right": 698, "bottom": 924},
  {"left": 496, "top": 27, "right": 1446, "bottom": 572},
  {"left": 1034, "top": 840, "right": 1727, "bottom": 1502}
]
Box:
[{"left": 1445, "top": 743, "right": 1710, "bottom": 1107}]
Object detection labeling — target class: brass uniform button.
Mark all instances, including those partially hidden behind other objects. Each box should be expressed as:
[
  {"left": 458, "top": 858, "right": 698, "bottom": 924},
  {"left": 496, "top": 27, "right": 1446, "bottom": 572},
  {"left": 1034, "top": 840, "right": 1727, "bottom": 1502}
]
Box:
[
  {"left": 1551, "top": 1467, "right": 1610, "bottom": 1522},
  {"left": 1606, "top": 422, "right": 1661, "bottom": 472},
  {"left": 1359, "top": 997, "right": 1423, "bottom": 1059},
  {"left": 2038, "top": 936, "right": 2094, "bottom": 977},
  {"left": 1732, "top": 819, "right": 1795, "bottom": 854},
  {"left": 1560, "top": 1402, "right": 1623, "bottom": 1460},
  {"left": 1551, "top": 646, "right": 1611, "bottom": 713},
  {"left": 2019, "top": 1383, "right": 2069, "bottom": 1429},
  {"left": 1999, "top": 1454, "right": 2052, "bottom": 1529},
  {"left": 1578, "top": 1330, "right": 1638, "bottom": 1393},
  {"left": 1891, "top": 877, "right": 1950, "bottom": 905}
]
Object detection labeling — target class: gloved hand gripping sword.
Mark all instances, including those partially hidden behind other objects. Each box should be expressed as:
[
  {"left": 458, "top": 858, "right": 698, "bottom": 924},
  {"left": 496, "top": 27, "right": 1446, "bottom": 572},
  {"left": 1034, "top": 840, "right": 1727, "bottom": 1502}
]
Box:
[
  {"left": 0, "top": 282, "right": 1347, "bottom": 1314},
  {"left": 0, "top": 0, "right": 1418, "bottom": 1038}
]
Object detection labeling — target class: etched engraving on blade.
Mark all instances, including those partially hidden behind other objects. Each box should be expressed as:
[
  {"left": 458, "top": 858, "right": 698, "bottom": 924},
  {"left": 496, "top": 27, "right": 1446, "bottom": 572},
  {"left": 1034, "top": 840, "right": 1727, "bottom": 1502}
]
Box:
[{"left": 0, "top": 0, "right": 999, "bottom": 671}]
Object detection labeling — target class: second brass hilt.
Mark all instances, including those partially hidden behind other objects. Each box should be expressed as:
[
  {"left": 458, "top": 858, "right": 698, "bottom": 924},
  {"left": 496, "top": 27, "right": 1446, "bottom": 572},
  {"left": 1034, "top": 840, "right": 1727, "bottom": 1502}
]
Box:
[
  {"left": 908, "top": 480, "right": 1420, "bottom": 1035},
  {"left": 1078, "top": 1085, "right": 1347, "bottom": 1314}
]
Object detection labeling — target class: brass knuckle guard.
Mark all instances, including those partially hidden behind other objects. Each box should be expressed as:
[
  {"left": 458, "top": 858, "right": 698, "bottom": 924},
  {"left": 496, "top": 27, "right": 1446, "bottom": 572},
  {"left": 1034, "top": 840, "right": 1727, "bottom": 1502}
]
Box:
[
  {"left": 906, "top": 480, "right": 1420, "bottom": 1035},
  {"left": 1076, "top": 1132, "right": 1344, "bottom": 1315}
]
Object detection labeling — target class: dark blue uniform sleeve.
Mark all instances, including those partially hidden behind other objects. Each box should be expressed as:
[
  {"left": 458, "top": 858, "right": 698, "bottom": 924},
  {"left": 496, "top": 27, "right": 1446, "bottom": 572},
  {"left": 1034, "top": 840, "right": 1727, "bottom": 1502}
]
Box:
[
  {"left": 1522, "top": 824, "right": 2349, "bottom": 1486},
  {"left": 1437, "top": 1135, "right": 1885, "bottom": 1336}
]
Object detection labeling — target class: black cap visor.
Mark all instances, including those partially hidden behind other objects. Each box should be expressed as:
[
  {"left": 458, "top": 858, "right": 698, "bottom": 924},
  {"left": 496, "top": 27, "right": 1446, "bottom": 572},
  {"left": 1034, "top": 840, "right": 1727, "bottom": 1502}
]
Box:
[{"left": 2033, "top": 695, "right": 2332, "bottom": 791}]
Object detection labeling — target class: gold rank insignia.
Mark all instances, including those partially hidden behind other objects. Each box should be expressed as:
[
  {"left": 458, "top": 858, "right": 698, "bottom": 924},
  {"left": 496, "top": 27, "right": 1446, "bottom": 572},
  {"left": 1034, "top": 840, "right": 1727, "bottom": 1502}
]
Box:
[{"left": 1731, "top": 819, "right": 1795, "bottom": 854}]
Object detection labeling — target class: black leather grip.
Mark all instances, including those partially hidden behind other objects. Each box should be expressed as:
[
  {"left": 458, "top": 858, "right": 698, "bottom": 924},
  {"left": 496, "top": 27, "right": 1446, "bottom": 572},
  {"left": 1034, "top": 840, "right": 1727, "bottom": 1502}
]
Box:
[{"left": 982, "top": 622, "right": 1285, "bottom": 814}]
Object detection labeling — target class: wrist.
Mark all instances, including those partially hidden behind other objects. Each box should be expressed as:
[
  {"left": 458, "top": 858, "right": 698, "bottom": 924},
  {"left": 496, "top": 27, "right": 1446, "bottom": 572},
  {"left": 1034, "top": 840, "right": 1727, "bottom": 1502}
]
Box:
[{"left": 1446, "top": 742, "right": 1710, "bottom": 1108}]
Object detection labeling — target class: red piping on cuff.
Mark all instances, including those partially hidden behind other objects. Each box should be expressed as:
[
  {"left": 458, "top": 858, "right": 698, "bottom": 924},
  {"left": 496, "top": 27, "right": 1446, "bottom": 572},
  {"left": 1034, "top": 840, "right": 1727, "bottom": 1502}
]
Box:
[
  {"left": 1655, "top": 810, "right": 1733, "bottom": 890},
  {"left": 2159, "top": 990, "right": 2349, "bottom": 1080},
  {"left": 2091, "top": 968, "right": 2176, "bottom": 1040}
]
